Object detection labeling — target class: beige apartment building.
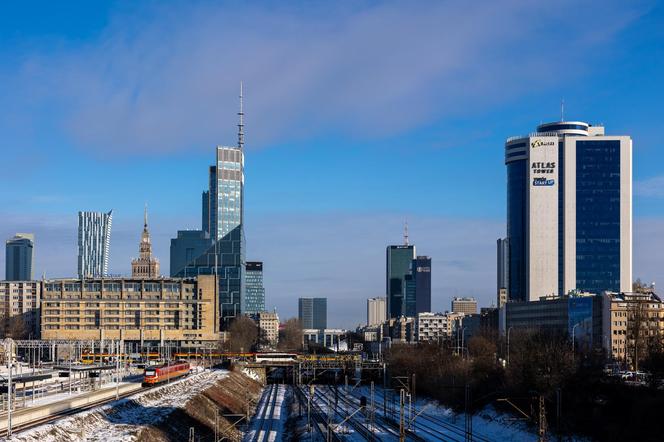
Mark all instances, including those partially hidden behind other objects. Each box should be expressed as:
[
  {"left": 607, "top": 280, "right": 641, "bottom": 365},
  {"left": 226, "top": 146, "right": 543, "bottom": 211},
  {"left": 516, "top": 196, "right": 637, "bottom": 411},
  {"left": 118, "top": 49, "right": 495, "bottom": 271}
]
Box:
[
  {"left": 604, "top": 291, "right": 664, "bottom": 368},
  {"left": 258, "top": 311, "right": 279, "bottom": 349},
  {"left": 40, "top": 275, "right": 219, "bottom": 347},
  {"left": 0, "top": 281, "right": 41, "bottom": 338}
]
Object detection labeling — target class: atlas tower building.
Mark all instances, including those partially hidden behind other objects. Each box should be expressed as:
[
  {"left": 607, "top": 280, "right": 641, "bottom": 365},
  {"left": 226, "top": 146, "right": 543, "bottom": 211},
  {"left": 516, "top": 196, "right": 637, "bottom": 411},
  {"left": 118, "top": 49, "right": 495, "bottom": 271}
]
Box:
[
  {"left": 504, "top": 120, "right": 632, "bottom": 302},
  {"left": 174, "top": 84, "right": 246, "bottom": 329}
]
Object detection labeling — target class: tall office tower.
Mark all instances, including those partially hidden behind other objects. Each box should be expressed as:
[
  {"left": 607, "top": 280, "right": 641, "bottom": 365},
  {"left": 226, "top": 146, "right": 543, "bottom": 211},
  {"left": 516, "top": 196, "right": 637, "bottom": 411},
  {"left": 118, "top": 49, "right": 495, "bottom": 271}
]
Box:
[
  {"left": 202, "top": 190, "right": 210, "bottom": 236},
  {"left": 386, "top": 243, "right": 416, "bottom": 319},
  {"left": 451, "top": 296, "right": 478, "bottom": 315},
  {"left": 412, "top": 256, "right": 432, "bottom": 314},
  {"left": 367, "top": 297, "right": 386, "bottom": 326},
  {"left": 298, "top": 297, "right": 327, "bottom": 329},
  {"left": 172, "top": 84, "right": 246, "bottom": 329},
  {"left": 5, "top": 233, "right": 34, "bottom": 281},
  {"left": 244, "top": 261, "right": 265, "bottom": 315},
  {"left": 78, "top": 211, "right": 113, "bottom": 278},
  {"left": 497, "top": 238, "right": 509, "bottom": 300},
  {"left": 505, "top": 121, "right": 632, "bottom": 301},
  {"left": 131, "top": 207, "right": 160, "bottom": 278}
]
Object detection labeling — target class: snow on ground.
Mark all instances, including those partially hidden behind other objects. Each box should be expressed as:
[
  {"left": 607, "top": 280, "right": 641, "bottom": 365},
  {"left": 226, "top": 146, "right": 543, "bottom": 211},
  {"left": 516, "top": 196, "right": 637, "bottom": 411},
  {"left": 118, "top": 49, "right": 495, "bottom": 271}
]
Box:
[
  {"left": 9, "top": 369, "right": 229, "bottom": 442},
  {"left": 243, "top": 384, "right": 289, "bottom": 442},
  {"left": 351, "top": 385, "right": 581, "bottom": 442}
]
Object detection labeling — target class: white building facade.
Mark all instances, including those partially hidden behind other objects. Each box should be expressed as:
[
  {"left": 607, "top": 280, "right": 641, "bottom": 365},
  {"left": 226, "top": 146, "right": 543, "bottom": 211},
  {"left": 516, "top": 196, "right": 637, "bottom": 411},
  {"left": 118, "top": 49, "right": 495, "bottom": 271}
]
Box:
[
  {"left": 78, "top": 211, "right": 113, "bottom": 278},
  {"left": 367, "top": 297, "right": 386, "bottom": 326},
  {"left": 505, "top": 121, "right": 632, "bottom": 302}
]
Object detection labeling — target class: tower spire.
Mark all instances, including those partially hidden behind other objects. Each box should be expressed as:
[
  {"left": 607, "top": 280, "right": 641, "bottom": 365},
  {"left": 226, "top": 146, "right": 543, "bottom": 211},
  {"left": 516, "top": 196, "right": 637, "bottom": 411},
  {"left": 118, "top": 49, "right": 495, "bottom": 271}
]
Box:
[
  {"left": 238, "top": 81, "right": 244, "bottom": 150},
  {"left": 144, "top": 203, "right": 148, "bottom": 229},
  {"left": 403, "top": 220, "right": 409, "bottom": 246}
]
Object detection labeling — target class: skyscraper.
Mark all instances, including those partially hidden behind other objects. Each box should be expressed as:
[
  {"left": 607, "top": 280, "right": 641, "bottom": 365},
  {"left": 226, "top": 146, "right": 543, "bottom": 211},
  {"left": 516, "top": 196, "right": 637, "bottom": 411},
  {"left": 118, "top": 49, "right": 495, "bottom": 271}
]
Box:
[
  {"left": 504, "top": 121, "right": 632, "bottom": 301},
  {"left": 497, "top": 238, "right": 509, "bottom": 296},
  {"left": 412, "top": 256, "right": 432, "bottom": 315},
  {"left": 367, "top": 297, "right": 386, "bottom": 326},
  {"left": 78, "top": 211, "right": 113, "bottom": 278},
  {"left": 5, "top": 233, "right": 34, "bottom": 281},
  {"left": 131, "top": 206, "right": 160, "bottom": 278},
  {"left": 386, "top": 244, "right": 416, "bottom": 318},
  {"left": 171, "top": 84, "right": 246, "bottom": 329},
  {"left": 298, "top": 297, "right": 327, "bottom": 329},
  {"left": 244, "top": 261, "right": 265, "bottom": 315}
]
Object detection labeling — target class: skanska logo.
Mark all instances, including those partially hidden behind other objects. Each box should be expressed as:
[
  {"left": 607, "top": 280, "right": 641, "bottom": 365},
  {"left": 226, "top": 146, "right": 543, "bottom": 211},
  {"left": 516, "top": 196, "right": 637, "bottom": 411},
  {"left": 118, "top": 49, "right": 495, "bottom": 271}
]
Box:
[
  {"left": 531, "top": 139, "right": 555, "bottom": 148},
  {"left": 533, "top": 177, "right": 555, "bottom": 186}
]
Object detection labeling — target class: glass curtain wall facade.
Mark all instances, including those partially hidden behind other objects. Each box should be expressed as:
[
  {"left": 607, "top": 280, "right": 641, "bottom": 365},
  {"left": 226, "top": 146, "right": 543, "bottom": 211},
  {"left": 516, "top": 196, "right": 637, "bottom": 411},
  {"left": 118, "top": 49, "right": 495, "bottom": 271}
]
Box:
[
  {"left": 5, "top": 234, "right": 34, "bottom": 281},
  {"left": 575, "top": 140, "right": 621, "bottom": 293},
  {"left": 298, "top": 297, "right": 327, "bottom": 329},
  {"left": 386, "top": 245, "right": 416, "bottom": 318},
  {"left": 78, "top": 211, "right": 113, "bottom": 278},
  {"left": 504, "top": 121, "right": 631, "bottom": 301},
  {"left": 174, "top": 146, "right": 245, "bottom": 330}
]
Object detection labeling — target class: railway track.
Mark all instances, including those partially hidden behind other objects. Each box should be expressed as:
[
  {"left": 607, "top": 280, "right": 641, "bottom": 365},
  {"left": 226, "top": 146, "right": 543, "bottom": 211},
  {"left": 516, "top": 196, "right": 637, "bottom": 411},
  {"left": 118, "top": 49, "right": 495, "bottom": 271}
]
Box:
[
  {"left": 294, "top": 385, "right": 343, "bottom": 442},
  {"left": 0, "top": 383, "right": 150, "bottom": 438},
  {"left": 249, "top": 384, "right": 281, "bottom": 442},
  {"left": 348, "top": 387, "right": 492, "bottom": 442}
]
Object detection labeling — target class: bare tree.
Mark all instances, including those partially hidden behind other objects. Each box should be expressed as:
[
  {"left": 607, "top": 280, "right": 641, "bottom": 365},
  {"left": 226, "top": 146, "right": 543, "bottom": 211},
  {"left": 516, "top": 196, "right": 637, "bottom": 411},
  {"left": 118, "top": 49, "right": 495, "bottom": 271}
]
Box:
[
  {"left": 227, "top": 316, "right": 259, "bottom": 353},
  {"left": 278, "top": 318, "right": 303, "bottom": 352},
  {"left": 7, "top": 315, "right": 27, "bottom": 340}
]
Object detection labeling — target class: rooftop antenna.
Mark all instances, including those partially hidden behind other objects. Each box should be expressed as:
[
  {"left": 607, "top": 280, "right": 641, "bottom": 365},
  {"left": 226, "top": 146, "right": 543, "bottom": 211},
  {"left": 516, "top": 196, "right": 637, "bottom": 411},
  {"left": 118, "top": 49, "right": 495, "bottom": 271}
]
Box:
[
  {"left": 238, "top": 81, "right": 244, "bottom": 150},
  {"left": 560, "top": 98, "right": 565, "bottom": 122},
  {"left": 403, "top": 220, "right": 409, "bottom": 246}
]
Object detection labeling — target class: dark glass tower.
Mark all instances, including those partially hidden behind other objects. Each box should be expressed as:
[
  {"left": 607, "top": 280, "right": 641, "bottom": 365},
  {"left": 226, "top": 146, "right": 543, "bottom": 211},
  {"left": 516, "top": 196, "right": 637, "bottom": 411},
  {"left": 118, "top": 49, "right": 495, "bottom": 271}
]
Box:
[
  {"left": 5, "top": 234, "right": 34, "bottom": 281},
  {"left": 386, "top": 244, "right": 416, "bottom": 318},
  {"left": 298, "top": 297, "right": 327, "bottom": 329}
]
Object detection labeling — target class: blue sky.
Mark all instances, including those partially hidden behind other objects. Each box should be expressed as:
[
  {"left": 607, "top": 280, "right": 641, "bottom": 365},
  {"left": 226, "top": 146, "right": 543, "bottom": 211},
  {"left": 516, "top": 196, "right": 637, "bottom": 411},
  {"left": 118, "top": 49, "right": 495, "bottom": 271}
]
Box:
[{"left": 1, "top": 1, "right": 663, "bottom": 327}]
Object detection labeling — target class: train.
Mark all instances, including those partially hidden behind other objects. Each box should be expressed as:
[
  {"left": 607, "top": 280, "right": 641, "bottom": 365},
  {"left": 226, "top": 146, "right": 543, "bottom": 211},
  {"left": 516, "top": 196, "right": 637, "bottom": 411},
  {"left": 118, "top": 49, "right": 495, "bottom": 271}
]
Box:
[{"left": 142, "top": 361, "right": 191, "bottom": 386}]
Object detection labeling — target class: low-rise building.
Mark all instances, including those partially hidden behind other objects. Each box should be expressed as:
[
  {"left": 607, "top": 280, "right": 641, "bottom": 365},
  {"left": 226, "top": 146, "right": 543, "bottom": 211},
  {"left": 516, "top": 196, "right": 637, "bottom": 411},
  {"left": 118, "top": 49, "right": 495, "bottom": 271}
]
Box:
[
  {"left": 500, "top": 294, "right": 603, "bottom": 353},
  {"left": 303, "top": 328, "right": 347, "bottom": 351},
  {"left": 40, "top": 275, "right": 219, "bottom": 348},
  {"left": 603, "top": 291, "right": 664, "bottom": 368},
  {"left": 416, "top": 312, "right": 459, "bottom": 342},
  {"left": 258, "top": 311, "right": 279, "bottom": 349},
  {"left": 0, "top": 280, "right": 40, "bottom": 338},
  {"left": 452, "top": 297, "right": 478, "bottom": 315}
]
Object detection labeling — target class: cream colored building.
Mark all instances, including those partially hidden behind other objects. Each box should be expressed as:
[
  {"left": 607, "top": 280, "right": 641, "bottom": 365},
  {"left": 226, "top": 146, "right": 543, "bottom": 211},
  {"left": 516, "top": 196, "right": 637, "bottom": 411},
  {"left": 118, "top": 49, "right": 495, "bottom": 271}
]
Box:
[
  {"left": 40, "top": 275, "right": 219, "bottom": 347},
  {"left": 604, "top": 291, "right": 664, "bottom": 367},
  {"left": 258, "top": 311, "right": 279, "bottom": 349},
  {"left": 0, "top": 281, "right": 40, "bottom": 338},
  {"left": 131, "top": 207, "right": 160, "bottom": 278}
]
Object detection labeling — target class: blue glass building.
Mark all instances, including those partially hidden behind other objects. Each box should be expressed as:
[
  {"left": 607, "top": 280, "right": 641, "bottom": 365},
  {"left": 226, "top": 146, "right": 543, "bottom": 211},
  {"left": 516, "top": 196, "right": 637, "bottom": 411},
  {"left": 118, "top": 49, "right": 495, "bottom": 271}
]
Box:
[
  {"left": 5, "top": 233, "right": 34, "bottom": 281},
  {"left": 504, "top": 121, "right": 631, "bottom": 302}
]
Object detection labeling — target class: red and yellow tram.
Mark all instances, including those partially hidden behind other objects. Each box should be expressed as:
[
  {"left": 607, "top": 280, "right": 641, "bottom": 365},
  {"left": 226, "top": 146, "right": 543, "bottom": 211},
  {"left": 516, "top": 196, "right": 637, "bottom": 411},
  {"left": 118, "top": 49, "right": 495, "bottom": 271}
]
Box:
[{"left": 142, "top": 361, "right": 190, "bottom": 386}]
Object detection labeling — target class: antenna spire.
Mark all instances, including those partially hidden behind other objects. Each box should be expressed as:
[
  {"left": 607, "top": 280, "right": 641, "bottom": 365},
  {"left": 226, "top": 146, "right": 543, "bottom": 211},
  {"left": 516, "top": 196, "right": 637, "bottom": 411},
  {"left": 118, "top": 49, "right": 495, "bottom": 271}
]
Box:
[
  {"left": 144, "top": 203, "right": 148, "bottom": 229},
  {"left": 238, "top": 81, "right": 244, "bottom": 150},
  {"left": 561, "top": 98, "right": 565, "bottom": 122},
  {"left": 403, "top": 220, "right": 409, "bottom": 246}
]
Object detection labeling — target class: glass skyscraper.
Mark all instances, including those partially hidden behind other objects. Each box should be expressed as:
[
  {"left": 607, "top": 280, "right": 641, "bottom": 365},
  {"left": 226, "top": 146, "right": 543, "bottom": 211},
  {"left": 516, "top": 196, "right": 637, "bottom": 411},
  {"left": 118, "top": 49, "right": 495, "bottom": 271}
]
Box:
[
  {"left": 386, "top": 244, "right": 416, "bottom": 318},
  {"left": 244, "top": 261, "right": 265, "bottom": 315},
  {"left": 5, "top": 233, "right": 34, "bottom": 281},
  {"left": 78, "top": 211, "right": 113, "bottom": 278},
  {"left": 298, "top": 297, "right": 327, "bottom": 329},
  {"left": 504, "top": 121, "right": 632, "bottom": 301},
  {"left": 171, "top": 86, "right": 248, "bottom": 329}
]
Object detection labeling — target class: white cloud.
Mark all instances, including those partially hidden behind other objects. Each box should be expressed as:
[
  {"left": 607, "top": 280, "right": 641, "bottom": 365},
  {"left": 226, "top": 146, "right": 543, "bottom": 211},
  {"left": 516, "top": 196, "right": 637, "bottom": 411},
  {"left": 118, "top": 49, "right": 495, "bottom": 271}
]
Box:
[
  {"left": 4, "top": 0, "right": 644, "bottom": 155},
  {"left": 635, "top": 175, "right": 664, "bottom": 197}
]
